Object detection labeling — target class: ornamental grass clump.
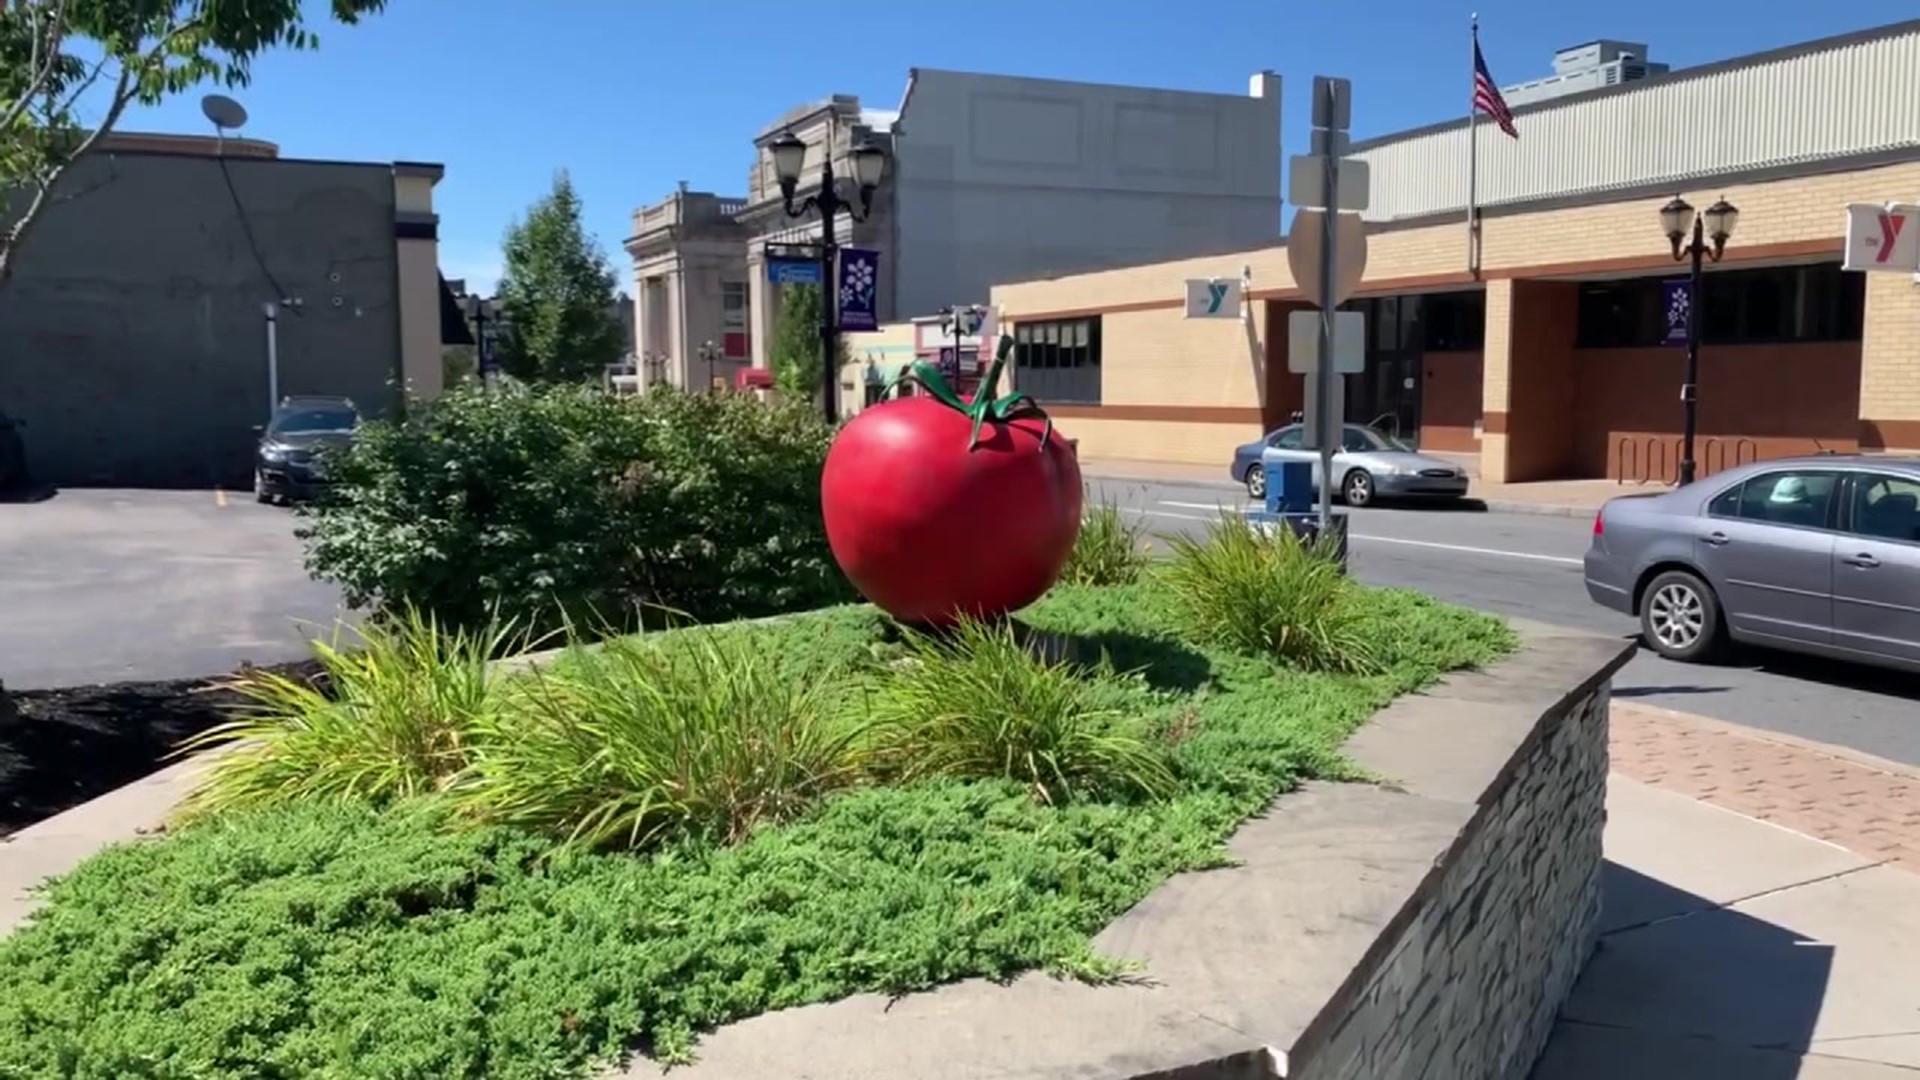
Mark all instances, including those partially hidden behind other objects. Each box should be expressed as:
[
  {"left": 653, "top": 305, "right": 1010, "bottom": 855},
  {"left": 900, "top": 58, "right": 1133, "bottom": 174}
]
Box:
[
  {"left": 1062, "top": 496, "right": 1152, "bottom": 587},
  {"left": 1160, "top": 515, "right": 1380, "bottom": 674},
  {"left": 175, "top": 608, "right": 523, "bottom": 822},
  {"left": 455, "top": 631, "right": 870, "bottom": 850},
  {"left": 867, "top": 617, "right": 1176, "bottom": 805}
]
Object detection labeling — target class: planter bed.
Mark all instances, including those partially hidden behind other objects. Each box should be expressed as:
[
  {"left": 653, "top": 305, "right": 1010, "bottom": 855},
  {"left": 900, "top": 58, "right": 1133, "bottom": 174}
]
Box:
[
  {"left": 0, "top": 579, "right": 1513, "bottom": 1079},
  {"left": 0, "top": 660, "right": 325, "bottom": 838}
]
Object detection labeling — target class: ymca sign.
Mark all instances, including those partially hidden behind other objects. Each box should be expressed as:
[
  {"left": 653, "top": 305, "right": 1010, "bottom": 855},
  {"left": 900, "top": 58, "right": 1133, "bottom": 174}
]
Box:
[
  {"left": 1843, "top": 203, "right": 1920, "bottom": 272},
  {"left": 1184, "top": 278, "right": 1242, "bottom": 319}
]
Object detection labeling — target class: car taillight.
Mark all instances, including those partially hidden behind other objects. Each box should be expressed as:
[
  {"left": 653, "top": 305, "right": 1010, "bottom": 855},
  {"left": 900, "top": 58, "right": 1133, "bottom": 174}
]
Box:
[{"left": 1592, "top": 510, "right": 1605, "bottom": 538}]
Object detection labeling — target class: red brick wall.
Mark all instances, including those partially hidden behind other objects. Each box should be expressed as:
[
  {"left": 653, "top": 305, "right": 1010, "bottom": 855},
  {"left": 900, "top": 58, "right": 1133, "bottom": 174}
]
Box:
[{"left": 1420, "top": 350, "right": 1484, "bottom": 452}]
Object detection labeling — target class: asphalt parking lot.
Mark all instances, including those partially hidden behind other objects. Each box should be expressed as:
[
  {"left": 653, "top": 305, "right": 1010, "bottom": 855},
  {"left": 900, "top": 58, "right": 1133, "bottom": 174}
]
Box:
[{"left": 0, "top": 489, "right": 349, "bottom": 690}]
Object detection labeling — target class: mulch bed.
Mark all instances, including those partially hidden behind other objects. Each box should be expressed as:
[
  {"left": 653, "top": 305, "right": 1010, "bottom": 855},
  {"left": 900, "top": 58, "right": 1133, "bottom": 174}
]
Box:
[{"left": 0, "top": 660, "right": 326, "bottom": 839}]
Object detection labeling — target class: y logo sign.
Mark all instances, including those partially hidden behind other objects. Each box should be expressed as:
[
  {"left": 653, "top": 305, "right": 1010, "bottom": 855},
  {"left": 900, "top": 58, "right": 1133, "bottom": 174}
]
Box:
[
  {"left": 1206, "top": 282, "right": 1230, "bottom": 314},
  {"left": 1876, "top": 212, "right": 1909, "bottom": 264}
]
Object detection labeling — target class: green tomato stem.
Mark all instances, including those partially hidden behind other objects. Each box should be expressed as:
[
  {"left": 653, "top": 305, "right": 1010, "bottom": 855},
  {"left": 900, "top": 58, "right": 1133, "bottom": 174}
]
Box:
[{"left": 883, "top": 334, "right": 1054, "bottom": 453}]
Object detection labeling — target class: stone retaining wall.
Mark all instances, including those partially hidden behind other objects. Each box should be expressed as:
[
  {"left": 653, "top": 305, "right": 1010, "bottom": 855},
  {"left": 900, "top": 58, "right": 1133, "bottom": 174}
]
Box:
[{"left": 1289, "top": 680, "right": 1611, "bottom": 1079}]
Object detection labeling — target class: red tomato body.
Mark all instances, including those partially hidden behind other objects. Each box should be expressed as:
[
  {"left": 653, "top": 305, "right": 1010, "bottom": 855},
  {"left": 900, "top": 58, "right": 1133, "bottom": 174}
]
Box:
[{"left": 821, "top": 397, "right": 1083, "bottom": 625}]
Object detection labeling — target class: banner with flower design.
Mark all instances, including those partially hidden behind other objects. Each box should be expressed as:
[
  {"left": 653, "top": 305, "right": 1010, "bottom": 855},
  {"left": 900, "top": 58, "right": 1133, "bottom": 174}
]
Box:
[{"left": 838, "top": 248, "right": 881, "bottom": 332}]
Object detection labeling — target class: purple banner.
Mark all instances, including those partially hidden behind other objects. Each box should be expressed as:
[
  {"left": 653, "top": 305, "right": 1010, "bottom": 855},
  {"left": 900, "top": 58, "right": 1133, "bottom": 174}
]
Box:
[
  {"left": 837, "top": 248, "right": 881, "bottom": 333},
  {"left": 1662, "top": 278, "right": 1692, "bottom": 346}
]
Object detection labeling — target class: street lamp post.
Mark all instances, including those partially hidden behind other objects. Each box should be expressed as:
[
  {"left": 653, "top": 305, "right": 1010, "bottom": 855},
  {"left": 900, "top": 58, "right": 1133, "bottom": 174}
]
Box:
[
  {"left": 1659, "top": 195, "right": 1740, "bottom": 487},
  {"left": 767, "top": 128, "right": 887, "bottom": 424},
  {"left": 463, "top": 295, "right": 496, "bottom": 386},
  {"left": 696, "top": 340, "right": 722, "bottom": 393}
]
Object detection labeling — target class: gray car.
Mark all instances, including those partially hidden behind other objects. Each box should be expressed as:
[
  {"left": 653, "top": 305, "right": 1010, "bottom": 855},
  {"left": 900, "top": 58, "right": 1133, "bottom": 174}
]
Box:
[
  {"left": 1584, "top": 455, "right": 1920, "bottom": 672},
  {"left": 1230, "top": 423, "right": 1471, "bottom": 507}
]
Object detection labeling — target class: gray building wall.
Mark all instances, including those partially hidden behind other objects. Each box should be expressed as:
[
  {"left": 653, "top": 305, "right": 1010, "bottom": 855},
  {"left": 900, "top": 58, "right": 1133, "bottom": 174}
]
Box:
[
  {"left": 889, "top": 68, "right": 1283, "bottom": 316},
  {"left": 0, "top": 150, "right": 402, "bottom": 488}
]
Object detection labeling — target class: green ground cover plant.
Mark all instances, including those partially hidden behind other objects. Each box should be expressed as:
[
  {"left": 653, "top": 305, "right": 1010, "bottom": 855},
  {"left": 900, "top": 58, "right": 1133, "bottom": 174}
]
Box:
[{"left": 0, "top": 536, "right": 1513, "bottom": 1080}]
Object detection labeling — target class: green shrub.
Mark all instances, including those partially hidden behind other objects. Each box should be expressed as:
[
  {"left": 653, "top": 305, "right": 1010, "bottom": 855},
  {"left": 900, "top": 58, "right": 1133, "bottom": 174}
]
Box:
[
  {"left": 175, "top": 609, "right": 520, "bottom": 822},
  {"left": 456, "top": 631, "right": 869, "bottom": 850},
  {"left": 300, "top": 384, "right": 852, "bottom": 635},
  {"left": 1061, "top": 496, "right": 1151, "bottom": 586},
  {"left": 867, "top": 618, "right": 1175, "bottom": 804},
  {"left": 1159, "top": 516, "right": 1379, "bottom": 673}
]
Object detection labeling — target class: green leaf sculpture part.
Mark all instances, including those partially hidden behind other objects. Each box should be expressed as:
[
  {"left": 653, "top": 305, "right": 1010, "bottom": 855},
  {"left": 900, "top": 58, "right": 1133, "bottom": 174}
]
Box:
[{"left": 886, "top": 335, "right": 1054, "bottom": 452}]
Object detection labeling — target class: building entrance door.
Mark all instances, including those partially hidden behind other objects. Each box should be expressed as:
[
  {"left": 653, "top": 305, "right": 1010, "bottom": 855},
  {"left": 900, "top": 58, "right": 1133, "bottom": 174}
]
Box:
[{"left": 1346, "top": 296, "right": 1423, "bottom": 444}]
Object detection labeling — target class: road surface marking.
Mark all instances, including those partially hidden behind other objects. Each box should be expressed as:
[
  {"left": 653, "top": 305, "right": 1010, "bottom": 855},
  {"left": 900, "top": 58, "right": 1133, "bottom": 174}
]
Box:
[
  {"left": 1122, "top": 506, "right": 1584, "bottom": 566},
  {"left": 214, "top": 488, "right": 228, "bottom": 508}
]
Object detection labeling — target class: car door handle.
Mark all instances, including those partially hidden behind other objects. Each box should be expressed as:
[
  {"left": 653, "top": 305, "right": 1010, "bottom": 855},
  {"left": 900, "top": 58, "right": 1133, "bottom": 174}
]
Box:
[
  {"left": 1843, "top": 552, "right": 1881, "bottom": 569},
  {"left": 1703, "top": 531, "right": 1731, "bottom": 546}
]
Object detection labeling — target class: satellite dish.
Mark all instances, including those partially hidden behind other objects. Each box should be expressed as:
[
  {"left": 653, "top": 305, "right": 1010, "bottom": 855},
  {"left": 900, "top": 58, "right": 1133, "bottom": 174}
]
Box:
[{"left": 200, "top": 94, "right": 249, "bottom": 132}]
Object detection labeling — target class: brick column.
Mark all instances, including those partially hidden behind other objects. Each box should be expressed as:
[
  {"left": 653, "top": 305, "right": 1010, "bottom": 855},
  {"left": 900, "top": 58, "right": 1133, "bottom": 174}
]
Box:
[
  {"left": 1480, "top": 280, "right": 1516, "bottom": 483},
  {"left": 1859, "top": 272, "right": 1920, "bottom": 451}
]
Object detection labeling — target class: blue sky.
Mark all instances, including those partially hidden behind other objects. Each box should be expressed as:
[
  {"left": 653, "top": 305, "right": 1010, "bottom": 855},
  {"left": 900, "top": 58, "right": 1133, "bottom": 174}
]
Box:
[{"left": 103, "top": 0, "right": 1920, "bottom": 295}]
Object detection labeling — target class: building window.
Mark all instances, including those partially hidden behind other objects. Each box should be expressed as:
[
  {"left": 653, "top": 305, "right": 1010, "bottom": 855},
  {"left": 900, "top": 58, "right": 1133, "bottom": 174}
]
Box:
[
  {"left": 1575, "top": 263, "right": 1863, "bottom": 349},
  {"left": 1422, "top": 291, "right": 1486, "bottom": 351},
  {"left": 721, "top": 282, "right": 748, "bottom": 358},
  {"left": 1012, "top": 317, "right": 1102, "bottom": 404}
]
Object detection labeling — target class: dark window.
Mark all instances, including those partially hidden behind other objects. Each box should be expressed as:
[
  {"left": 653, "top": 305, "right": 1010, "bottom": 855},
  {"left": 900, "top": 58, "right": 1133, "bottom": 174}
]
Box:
[
  {"left": 1850, "top": 473, "right": 1920, "bottom": 544},
  {"left": 1012, "top": 316, "right": 1101, "bottom": 404},
  {"left": 1714, "top": 470, "right": 1839, "bottom": 530},
  {"left": 1268, "top": 427, "right": 1303, "bottom": 449},
  {"left": 1422, "top": 291, "right": 1486, "bottom": 351},
  {"left": 1575, "top": 263, "right": 1863, "bottom": 348},
  {"left": 1341, "top": 427, "right": 1376, "bottom": 452},
  {"left": 269, "top": 408, "right": 356, "bottom": 435}
]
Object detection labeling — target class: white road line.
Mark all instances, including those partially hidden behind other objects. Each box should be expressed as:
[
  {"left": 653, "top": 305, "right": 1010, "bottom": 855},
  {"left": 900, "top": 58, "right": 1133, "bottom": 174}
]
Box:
[{"left": 1120, "top": 506, "right": 1584, "bottom": 567}]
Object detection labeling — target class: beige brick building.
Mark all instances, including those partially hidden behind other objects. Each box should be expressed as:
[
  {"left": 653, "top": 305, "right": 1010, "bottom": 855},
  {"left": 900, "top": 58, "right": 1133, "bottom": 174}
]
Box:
[{"left": 988, "top": 20, "right": 1920, "bottom": 484}]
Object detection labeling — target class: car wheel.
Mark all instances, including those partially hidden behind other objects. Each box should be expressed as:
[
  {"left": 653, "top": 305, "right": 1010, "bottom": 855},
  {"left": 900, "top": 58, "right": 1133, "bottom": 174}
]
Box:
[
  {"left": 1245, "top": 465, "right": 1267, "bottom": 500},
  {"left": 1341, "top": 469, "right": 1374, "bottom": 508},
  {"left": 1640, "top": 569, "right": 1723, "bottom": 663},
  {"left": 253, "top": 469, "right": 273, "bottom": 504}
]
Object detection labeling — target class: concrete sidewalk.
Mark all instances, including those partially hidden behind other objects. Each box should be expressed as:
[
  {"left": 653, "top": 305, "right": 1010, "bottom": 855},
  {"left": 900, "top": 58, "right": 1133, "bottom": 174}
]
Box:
[
  {"left": 1533, "top": 703, "right": 1920, "bottom": 1079},
  {"left": 1080, "top": 456, "right": 1644, "bottom": 518}
]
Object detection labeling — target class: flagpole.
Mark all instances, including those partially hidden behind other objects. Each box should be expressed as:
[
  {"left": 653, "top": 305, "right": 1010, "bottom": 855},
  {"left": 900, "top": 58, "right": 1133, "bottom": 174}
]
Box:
[{"left": 1467, "top": 12, "right": 1481, "bottom": 276}]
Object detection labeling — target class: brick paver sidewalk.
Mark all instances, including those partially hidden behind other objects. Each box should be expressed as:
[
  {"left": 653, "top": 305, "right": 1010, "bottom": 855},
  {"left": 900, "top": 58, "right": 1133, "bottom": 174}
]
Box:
[{"left": 1611, "top": 702, "right": 1920, "bottom": 871}]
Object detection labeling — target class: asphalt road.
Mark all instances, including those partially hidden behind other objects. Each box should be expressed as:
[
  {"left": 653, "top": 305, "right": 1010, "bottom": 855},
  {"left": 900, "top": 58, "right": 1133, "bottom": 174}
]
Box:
[
  {"left": 1091, "top": 477, "right": 1920, "bottom": 769},
  {"left": 0, "top": 489, "right": 349, "bottom": 691}
]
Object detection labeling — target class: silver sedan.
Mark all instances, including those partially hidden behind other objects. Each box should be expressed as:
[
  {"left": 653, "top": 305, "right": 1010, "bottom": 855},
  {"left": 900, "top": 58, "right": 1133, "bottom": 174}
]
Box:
[
  {"left": 1229, "top": 423, "right": 1470, "bottom": 507},
  {"left": 1584, "top": 455, "right": 1920, "bottom": 672}
]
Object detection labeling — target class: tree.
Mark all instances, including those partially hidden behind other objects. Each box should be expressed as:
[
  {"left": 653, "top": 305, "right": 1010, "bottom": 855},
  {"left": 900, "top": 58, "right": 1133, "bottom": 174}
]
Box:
[
  {"left": 768, "top": 283, "right": 849, "bottom": 399},
  {"left": 0, "top": 0, "right": 386, "bottom": 283},
  {"left": 494, "top": 171, "right": 625, "bottom": 385}
]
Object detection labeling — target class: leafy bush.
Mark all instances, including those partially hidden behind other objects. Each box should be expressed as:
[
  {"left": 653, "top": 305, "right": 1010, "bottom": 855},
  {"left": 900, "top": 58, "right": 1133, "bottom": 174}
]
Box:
[
  {"left": 301, "top": 384, "right": 852, "bottom": 635},
  {"left": 457, "top": 631, "right": 869, "bottom": 850},
  {"left": 1159, "top": 515, "right": 1379, "bottom": 673},
  {"left": 867, "top": 618, "right": 1175, "bottom": 804},
  {"left": 1061, "top": 496, "right": 1151, "bottom": 587},
  {"left": 175, "top": 609, "right": 520, "bottom": 822}
]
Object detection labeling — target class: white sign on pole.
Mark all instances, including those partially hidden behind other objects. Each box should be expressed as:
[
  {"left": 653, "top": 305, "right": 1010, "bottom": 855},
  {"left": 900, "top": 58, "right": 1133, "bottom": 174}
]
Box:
[
  {"left": 1843, "top": 203, "right": 1920, "bottom": 272},
  {"left": 1288, "top": 156, "right": 1370, "bottom": 212},
  {"left": 1286, "top": 210, "right": 1368, "bottom": 309},
  {"left": 1183, "top": 278, "right": 1243, "bottom": 319},
  {"left": 1287, "top": 310, "right": 1365, "bottom": 374}
]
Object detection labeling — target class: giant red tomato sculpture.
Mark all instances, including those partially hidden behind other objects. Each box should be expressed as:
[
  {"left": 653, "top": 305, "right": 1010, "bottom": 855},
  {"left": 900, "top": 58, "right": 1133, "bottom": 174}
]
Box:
[{"left": 821, "top": 342, "right": 1081, "bottom": 626}]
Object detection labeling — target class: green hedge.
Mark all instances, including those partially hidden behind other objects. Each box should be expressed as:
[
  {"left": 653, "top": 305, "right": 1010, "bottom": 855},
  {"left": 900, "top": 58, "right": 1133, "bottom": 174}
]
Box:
[{"left": 300, "top": 385, "right": 852, "bottom": 633}]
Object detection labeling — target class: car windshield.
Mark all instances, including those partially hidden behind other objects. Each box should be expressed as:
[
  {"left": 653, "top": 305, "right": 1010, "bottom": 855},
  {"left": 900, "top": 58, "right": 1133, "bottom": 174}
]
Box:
[
  {"left": 1369, "top": 428, "right": 1415, "bottom": 452},
  {"left": 270, "top": 408, "right": 355, "bottom": 436}
]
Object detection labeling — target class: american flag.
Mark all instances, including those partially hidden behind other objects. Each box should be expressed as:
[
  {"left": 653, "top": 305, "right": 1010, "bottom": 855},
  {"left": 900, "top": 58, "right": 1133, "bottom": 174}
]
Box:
[{"left": 1473, "top": 40, "right": 1518, "bottom": 139}]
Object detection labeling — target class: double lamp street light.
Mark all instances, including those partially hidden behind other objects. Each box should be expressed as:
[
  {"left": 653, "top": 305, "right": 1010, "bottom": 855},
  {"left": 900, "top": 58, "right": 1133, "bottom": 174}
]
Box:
[
  {"left": 1659, "top": 194, "right": 1740, "bottom": 487},
  {"left": 768, "top": 129, "right": 887, "bottom": 424}
]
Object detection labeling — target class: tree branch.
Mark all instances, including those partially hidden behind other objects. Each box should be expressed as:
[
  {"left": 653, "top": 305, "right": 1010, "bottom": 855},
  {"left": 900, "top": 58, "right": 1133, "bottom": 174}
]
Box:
[
  {"left": 0, "top": 0, "right": 77, "bottom": 136},
  {"left": 0, "top": 62, "right": 132, "bottom": 282}
]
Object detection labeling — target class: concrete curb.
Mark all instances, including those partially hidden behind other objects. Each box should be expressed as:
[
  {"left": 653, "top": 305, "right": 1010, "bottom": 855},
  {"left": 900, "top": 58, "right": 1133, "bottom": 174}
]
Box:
[{"left": 1610, "top": 700, "right": 1920, "bottom": 783}]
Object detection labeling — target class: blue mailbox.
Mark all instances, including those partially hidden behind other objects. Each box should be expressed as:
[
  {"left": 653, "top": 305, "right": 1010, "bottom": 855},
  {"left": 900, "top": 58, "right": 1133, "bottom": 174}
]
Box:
[{"left": 1262, "top": 457, "right": 1315, "bottom": 516}]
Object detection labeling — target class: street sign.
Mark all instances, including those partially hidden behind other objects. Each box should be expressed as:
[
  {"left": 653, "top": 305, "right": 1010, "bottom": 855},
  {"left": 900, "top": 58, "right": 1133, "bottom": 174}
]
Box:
[
  {"left": 1310, "top": 76, "right": 1352, "bottom": 131},
  {"left": 1843, "top": 203, "right": 1920, "bottom": 272},
  {"left": 1309, "top": 129, "right": 1350, "bottom": 156},
  {"left": 1286, "top": 210, "right": 1368, "bottom": 308},
  {"left": 1302, "top": 364, "right": 1347, "bottom": 451},
  {"left": 1288, "top": 156, "right": 1370, "bottom": 212},
  {"left": 1287, "top": 310, "right": 1365, "bottom": 374},
  {"left": 1183, "top": 278, "right": 1243, "bottom": 319},
  {"left": 766, "top": 256, "right": 824, "bottom": 285}
]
